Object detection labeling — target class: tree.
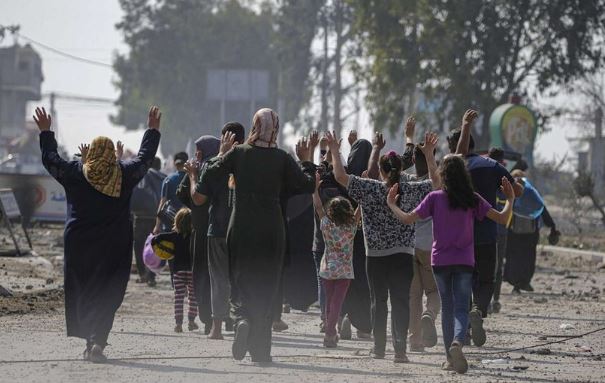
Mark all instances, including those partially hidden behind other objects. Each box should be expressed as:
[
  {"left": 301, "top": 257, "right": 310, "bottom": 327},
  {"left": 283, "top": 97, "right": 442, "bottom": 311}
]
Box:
[
  {"left": 113, "top": 0, "right": 317, "bottom": 155},
  {"left": 350, "top": 0, "right": 605, "bottom": 147}
]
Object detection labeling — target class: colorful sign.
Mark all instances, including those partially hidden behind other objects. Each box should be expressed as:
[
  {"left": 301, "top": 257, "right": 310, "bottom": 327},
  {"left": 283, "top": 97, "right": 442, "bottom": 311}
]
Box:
[{"left": 489, "top": 104, "right": 538, "bottom": 166}]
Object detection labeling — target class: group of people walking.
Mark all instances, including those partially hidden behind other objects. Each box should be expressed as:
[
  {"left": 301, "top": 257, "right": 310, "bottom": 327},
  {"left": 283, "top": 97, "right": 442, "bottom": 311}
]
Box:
[{"left": 33, "top": 102, "right": 558, "bottom": 373}]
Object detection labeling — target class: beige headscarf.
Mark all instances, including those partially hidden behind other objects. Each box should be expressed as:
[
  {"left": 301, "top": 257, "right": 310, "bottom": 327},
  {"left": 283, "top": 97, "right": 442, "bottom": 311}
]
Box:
[
  {"left": 250, "top": 108, "right": 279, "bottom": 148},
  {"left": 82, "top": 136, "right": 122, "bottom": 198}
]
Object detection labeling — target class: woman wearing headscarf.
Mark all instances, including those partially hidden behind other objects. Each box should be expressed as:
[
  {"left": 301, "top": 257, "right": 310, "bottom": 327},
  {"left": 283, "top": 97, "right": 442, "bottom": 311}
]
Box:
[
  {"left": 35, "top": 106, "right": 161, "bottom": 363},
  {"left": 177, "top": 135, "right": 221, "bottom": 334},
  {"left": 202, "top": 108, "right": 315, "bottom": 363}
]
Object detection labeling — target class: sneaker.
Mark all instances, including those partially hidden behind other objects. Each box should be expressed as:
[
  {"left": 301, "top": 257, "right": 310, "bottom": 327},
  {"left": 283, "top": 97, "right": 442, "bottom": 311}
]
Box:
[
  {"left": 272, "top": 319, "right": 289, "bottom": 332},
  {"left": 448, "top": 341, "right": 468, "bottom": 374},
  {"left": 409, "top": 344, "right": 425, "bottom": 353},
  {"left": 369, "top": 347, "right": 385, "bottom": 359},
  {"left": 89, "top": 344, "right": 107, "bottom": 364},
  {"left": 232, "top": 320, "right": 250, "bottom": 361},
  {"left": 393, "top": 351, "right": 409, "bottom": 364},
  {"left": 356, "top": 330, "right": 372, "bottom": 340},
  {"left": 469, "top": 309, "right": 486, "bottom": 347},
  {"left": 174, "top": 324, "right": 183, "bottom": 333},
  {"left": 339, "top": 316, "right": 352, "bottom": 340},
  {"left": 492, "top": 301, "right": 502, "bottom": 314},
  {"left": 421, "top": 313, "right": 438, "bottom": 348},
  {"left": 323, "top": 334, "right": 338, "bottom": 348},
  {"left": 188, "top": 321, "right": 199, "bottom": 331}
]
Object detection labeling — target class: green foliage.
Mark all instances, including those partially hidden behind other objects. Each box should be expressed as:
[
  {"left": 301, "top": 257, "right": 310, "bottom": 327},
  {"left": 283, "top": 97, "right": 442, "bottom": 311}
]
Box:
[
  {"left": 113, "top": 0, "right": 318, "bottom": 155},
  {"left": 349, "top": 0, "right": 605, "bottom": 147}
]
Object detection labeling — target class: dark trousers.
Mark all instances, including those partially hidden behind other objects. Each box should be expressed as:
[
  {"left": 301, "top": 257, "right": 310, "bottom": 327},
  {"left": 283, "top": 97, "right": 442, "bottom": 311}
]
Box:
[
  {"left": 472, "top": 243, "right": 497, "bottom": 318},
  {"left": 433, "top": 267, "right": 473, "bottom": 358},
  {"left": 312, "top": 251, "right": 326, "bottom": 320},
  {"left": 132, "top": 216, "right": 156, "bottom": 282},
  {"left": 322, "top": 279, "right": 351, "bottom": 337},
  {"left": 366, "top": 253, "right": 414, "bottom": 354},
  {"left": 493, "top": 231, "right": 508, "bottom": 302}
]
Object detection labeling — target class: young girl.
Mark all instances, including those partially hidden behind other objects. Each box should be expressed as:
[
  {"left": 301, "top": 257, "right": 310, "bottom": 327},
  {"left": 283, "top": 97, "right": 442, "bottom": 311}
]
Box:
[
  {"left": 153, "top": 208, "right": 199, "bottom": 333},
  {"left": 386, "top": 154, "right": 514, "bottom": 374},
  {"left": 312, "top": 173, "right": 361, "bottom": 348}
]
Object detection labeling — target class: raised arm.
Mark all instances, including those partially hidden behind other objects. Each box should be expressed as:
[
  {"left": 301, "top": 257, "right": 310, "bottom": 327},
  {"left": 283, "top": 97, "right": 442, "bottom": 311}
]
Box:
[
  {"left": 486, "top": 177, "right": 515, "bottom": 225},
  {"left": 401, "top": 116, "right": 416, "bottom": 171},
  {"left": 312, "top": 172, "right": 326, "bottom": 220},
  {"left": 122, "top": 106, "right": 162, "bottom": 188},
  {"left": 35, "top": 107, "right": 77, "bottom": 183},
  {"left": 326, "top": 131, "right": 349, "bottom": 187},
  {"left": 386, "top": 184, "right": 420, "bottom": 225},
  {"left": 456, "top": 109, "right": 478, "bottom": 156},
  {"left": 418, "top": 132, "right": 441, "bottom": 190},
  {"left": 367, "top": 132, "right": 385, "bottom": 180}
]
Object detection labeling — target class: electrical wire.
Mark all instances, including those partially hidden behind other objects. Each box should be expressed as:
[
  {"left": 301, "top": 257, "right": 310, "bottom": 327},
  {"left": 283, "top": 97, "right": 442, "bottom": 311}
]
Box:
[{"left": 15, "top": 32, "right": 113, "bottom": 69}]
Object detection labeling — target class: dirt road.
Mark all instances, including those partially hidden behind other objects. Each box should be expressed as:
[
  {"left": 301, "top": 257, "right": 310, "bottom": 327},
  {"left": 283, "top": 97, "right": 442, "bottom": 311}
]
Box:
[{"left": 1, "top": 251, "right": 604, "bottom": 383}]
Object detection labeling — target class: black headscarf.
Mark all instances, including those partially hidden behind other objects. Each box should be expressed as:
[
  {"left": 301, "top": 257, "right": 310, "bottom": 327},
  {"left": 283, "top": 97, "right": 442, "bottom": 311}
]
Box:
[{"left": 346, "top": 139, "right": 372, "bottom": 176}]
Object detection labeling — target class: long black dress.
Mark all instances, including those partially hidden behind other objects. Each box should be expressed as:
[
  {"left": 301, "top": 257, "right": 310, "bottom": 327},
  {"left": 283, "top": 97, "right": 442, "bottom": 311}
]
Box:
[
  {"left": 40, "top": 129, "right": 160, "bottom": 347},
  {"left": 203, "top": 144, "right": 315, "bottom": 361}
]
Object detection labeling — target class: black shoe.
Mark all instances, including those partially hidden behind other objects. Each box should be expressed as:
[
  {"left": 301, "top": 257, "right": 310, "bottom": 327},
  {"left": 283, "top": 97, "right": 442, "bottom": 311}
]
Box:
[
  {"left": 512, "top": 286, "right": 522, "bottom": 295},
  {"left": 469, "top": 309, "right": 486, "bottom": 347},
  {"left": 492, "top": 301, "right": 502, "bottom": 314},
  {"left": 232, "top": 320, "right": 250, "bottom": 361},
  {"left": 421, "top": 313, "right": 438, "bottom": 348},
  {"left": 393, "top": 351, "right": 409, "bottom": 364},
  {"left": 521, "top": 283, "right": 534, "bottom": 292},
  {"left": 146, "top": 279, "right": 157, "bottom": 288},
  {"left": 204, "top": 322, "right": 212, "bottom": 335},
  {"left": 251, "top": 356, "right": 273, "bottom": 366},
  {"left": 89, "top": 344, "right": 107, "bottom": 364},
  {"left": 339, "top": 316, "right": 352, "bottom": 340}
]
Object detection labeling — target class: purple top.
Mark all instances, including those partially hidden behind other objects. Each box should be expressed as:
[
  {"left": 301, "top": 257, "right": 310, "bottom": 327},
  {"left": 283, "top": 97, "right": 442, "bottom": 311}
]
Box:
[{"left": 414, "top": 190, "right": 492, "bottom": 267}]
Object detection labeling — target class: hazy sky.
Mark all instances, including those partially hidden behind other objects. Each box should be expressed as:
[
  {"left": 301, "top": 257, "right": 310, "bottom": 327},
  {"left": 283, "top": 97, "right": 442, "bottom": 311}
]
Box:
[{"left": 1, "top": 0, "right": 579, "bottom": 164}]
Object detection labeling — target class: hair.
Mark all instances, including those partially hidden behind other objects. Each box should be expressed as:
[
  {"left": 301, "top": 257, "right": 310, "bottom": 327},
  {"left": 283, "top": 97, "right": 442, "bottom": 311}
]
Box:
[
  {"left": 447, "top": 129, "right": 475, "bottom": 153},
  {"left": 222, "top": 122, "right": 245, "bottom": 144},
  {"left": 379, "top": 151, "right": 402, "bottom": 187},
  {"left": 439, "top": 155, "right": 478, "bottom": 210},
  {"left": 173, "top": 151, "right": 188, "bottom": 165},
  {"left": 326, "top": 197, "right": 356, "bottom": 227},
  {"left": 151, "top": 157, "right": 162, "bottom": 171},
  {"left": 511, "top": 159, "right": 528, "bottom": 172},
  {"left": 488, "top": 147, "right": 505, "bottom": 163},
  {"left": 173, "top": 208, "right": 192, "bottom": 236}
]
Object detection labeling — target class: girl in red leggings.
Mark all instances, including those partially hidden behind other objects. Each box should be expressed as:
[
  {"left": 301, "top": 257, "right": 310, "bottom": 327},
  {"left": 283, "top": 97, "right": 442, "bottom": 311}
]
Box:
[{"left": 312, "top": 172, "right": 361, "bottom": 348}]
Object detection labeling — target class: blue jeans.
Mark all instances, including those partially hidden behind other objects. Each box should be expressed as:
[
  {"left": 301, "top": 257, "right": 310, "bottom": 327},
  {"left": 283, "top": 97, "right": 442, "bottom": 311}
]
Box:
[
  {"left": 312, "top": 251, "right": 326, "bottom": 320},
  {"left": 433, "top": 267, "right": 473, "bottom": 356}
]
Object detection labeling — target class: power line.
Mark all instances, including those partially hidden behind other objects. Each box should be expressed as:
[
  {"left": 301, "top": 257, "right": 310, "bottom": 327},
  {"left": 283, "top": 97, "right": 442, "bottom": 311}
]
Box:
[{"left": 12, "top": 31, "right": 113, "bottom": 69}]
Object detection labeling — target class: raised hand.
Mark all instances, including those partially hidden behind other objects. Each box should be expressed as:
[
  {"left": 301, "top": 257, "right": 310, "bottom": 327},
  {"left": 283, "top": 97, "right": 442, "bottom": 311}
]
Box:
[
  {"left": 387, "top": 184, "right": 400, "bottom": 207},
  {"left": 419, "top": 132, "right": 438, "bottom": 155},
  {"left": 78, "top": 143, "right": 90, "bottom": 162},
  {"left": 372, "top": 131, "right": 386, "bottom": 150},
  {"left": 319, "top": 136, "right": 328, "bottom": 151},
  {"left": 183, "top": 160, "right": 199, "bottom": 177},
  {"left": 348, "top": 130, "right": 358, "bottom": 146},
  {"left": 219, "top": 131, "right": 236, "bottom": 155},
  {"left": 116, "top": 141, "right": 124, "bottom": 160},
  {"left": 500, "top": 176, "right": 515, "bottom": 201},
  {"left": 325, "top": 131, "right": 341, "bottom": 152},
  {"left": 404, "top": 116, "right": 416, "bottom": 142},
  {"left": 33, "top": 107, "right": 52, "bottom": 131},
  {"left": 462, "top": 109, "right": 478, "bottom": 127},
  {"left": 296, "top": 136, "right": 311, "bottom": 162},
  {"left": 309, "top": 130, "right": 320, "bottom": 150},
  {"left": 147, "top": 106, "right": 162, "bottom": 130}
]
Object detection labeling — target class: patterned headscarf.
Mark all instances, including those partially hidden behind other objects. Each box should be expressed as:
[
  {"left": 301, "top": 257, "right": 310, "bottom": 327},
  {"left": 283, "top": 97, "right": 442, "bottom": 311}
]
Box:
[
  {"left": 83, "top": 136, "right": 122, "bottom": 198},
  {"left": 250, "top": 108, "right": 279, "bottom": 148}
]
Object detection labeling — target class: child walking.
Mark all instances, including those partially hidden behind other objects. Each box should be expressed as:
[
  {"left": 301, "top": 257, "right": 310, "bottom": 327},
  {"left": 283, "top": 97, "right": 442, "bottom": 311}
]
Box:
[
  {"left": 313, "top": 172, "right": 360, "bottom": 348},
  {"left": 386, "top": 154, "right": 514, "bottom": 374},
  {"left": 153, "top": 208, "right": 200, "bottom": 333}
]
